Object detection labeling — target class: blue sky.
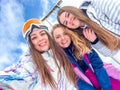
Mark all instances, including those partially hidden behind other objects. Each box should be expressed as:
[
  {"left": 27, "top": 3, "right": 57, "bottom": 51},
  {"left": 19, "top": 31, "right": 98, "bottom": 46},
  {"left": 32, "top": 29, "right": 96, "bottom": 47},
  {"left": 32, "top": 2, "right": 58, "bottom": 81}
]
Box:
[{"left": 0, "top": 0, "right": 83, "bottom": 70}]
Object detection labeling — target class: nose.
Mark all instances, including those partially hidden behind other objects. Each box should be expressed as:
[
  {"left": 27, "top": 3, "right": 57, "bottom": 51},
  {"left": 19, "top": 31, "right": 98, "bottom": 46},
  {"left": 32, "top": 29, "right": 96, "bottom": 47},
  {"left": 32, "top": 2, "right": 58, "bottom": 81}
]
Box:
[
  {"left": 61, "top": 35, "right": 65, "bottom": 40},
  {"left": 37, "top": 35, "right": 43, "bottom": 42},
  {"left": 66, "top": 17, "right": 72, "bottom": 25}
]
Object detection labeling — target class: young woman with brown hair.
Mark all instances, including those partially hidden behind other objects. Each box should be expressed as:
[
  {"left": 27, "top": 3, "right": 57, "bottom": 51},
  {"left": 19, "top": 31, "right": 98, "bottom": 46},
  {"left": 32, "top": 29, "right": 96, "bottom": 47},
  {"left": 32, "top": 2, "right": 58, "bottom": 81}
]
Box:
[{"left": 57, "top": 6, "right": 120, "bottom": 57}]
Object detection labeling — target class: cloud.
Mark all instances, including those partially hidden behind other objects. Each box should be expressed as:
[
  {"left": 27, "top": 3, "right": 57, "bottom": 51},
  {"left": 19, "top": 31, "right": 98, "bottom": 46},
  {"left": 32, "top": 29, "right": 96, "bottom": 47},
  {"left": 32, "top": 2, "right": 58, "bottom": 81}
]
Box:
[
  {"left": 39, "top": 0, "right": 59, "bottom": 19},
  {"left": 41, "top": 0, "right": 84, "bottom": 29},
  {"left": 61, "top": 0, "right": 84, "bottom": 7},
  {"left": 0, "top": 0, "right": 84, "bottom": 70},
  {"left": 0, "top": 0, "right": 26, "bottom": 70},
  {"left": 39, "top": 0, "right": 49, "bottom": 17}
]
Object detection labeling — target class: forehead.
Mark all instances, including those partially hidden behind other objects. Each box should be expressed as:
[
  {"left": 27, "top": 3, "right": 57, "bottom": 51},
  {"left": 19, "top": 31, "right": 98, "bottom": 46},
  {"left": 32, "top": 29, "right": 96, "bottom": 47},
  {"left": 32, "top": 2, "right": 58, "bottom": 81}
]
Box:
[
  {"left": 59, "top": 11, "right": 66, "bottom": 24},
  {"left": 30, "top": 28, "right": 46, "bottom": 34},
  {"left": 53, "top": 27, "right": 64, "bottom": 34},
  {"left": 32, "top": 28, "right": 42, "bottom": 32}
]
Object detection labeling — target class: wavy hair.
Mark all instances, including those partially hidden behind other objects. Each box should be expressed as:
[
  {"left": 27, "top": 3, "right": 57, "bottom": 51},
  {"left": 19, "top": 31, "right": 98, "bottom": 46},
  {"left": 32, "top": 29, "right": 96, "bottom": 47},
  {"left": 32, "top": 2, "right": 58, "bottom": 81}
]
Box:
[
  {"left": 51, "top": 24, "right": 91, "bottom": 59},
  {"left": 57, "top": 6, "right": 120, "bottom": 51}
]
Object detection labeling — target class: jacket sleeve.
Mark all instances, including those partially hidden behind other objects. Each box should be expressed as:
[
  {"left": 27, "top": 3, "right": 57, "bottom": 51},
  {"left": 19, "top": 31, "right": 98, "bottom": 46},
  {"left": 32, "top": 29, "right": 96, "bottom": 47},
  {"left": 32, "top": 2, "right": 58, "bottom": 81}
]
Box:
[
  {"left": 77, "top": 79, "right": 95, "bottom": 90},
  {"left": 87, "top": 49, "right": 112, "bottom": 90},
  {"left": 92, "top": 41, "right": 118, "bottom": 57},
  {"left": 104, "top": 63, "right": 120, "bottom": 80},
  {"left": 80, "top": 0, "right": 120, "bottom": 36},
  {"left": 0, "top": 53, "right": 39, "bottom": 90}
]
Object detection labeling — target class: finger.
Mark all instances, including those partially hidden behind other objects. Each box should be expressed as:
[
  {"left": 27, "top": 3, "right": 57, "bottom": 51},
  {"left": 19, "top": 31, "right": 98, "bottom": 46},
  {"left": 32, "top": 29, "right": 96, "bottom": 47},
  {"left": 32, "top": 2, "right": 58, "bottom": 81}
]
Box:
[{"left": 83, "top": 29, "right": 88, "bottom": 38}]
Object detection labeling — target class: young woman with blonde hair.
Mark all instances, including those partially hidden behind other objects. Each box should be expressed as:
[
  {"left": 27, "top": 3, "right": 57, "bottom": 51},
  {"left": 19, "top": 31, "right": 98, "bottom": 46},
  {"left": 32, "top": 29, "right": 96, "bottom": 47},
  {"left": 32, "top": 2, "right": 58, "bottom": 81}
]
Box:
[
  {"left": 51, "top": 24, "right": 112, "bottom": 90},
  {"left": 51, "top": 24, "right": 120, "bottom": 90}
]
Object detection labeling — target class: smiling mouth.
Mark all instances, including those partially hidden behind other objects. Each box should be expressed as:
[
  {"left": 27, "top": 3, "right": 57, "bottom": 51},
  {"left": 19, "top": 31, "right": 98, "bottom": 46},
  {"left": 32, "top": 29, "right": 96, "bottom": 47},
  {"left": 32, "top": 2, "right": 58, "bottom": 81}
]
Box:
[
  {"left": 39, "top": 42, "right": 46, "bottom": 47},
  {"left": 62, "top": 42, "right": 68, "bottom": 46}
]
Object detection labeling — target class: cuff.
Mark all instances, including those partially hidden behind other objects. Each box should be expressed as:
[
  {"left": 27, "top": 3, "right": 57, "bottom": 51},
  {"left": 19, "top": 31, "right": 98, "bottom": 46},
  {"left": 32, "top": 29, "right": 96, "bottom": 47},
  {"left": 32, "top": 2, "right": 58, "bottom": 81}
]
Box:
[{"left": 91, "top": 38, "right": 99, "bottom": 45}]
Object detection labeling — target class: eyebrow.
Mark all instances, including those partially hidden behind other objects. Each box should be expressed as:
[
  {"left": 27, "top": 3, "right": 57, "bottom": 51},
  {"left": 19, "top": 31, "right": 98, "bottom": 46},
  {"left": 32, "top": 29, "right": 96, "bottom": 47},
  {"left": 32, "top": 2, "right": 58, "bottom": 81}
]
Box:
[{"left": 30, "top": 30, "right": 45, "bottom": 36}]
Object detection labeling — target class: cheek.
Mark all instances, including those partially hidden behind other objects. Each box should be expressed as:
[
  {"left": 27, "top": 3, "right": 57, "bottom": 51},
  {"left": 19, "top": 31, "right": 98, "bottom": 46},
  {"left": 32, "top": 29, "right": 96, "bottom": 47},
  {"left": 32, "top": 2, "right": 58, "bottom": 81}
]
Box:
[
  {"left": 35, "top": 46, "right": 40, "bottom": 51},
  {"left": 59, "top": 16, "right": 62, "bottom": 23},
  {"left": 31, "top": 40, "right": 39, "bottom": 50},
  {"left": 31, "top": 40, "right": 37, "bottom": 46},
  {"left": 59, "top": 16, "right": 64, "bottom": 25},
  {"left": 55, "top": 39, "right": 61, "bottom": 45},
  {"left": 66, "top": 35, "right": 71, "bottom": 40}
]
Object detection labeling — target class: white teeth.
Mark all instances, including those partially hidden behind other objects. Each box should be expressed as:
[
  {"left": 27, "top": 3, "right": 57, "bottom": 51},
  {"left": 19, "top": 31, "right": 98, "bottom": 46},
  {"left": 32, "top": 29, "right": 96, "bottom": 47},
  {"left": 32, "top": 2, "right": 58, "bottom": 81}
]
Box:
[
  {"left": 62, "top": 40, "right": 67, "bottom": 45},
  {"left": 39, "top": 42, "right": 46, "bottom": 46}
]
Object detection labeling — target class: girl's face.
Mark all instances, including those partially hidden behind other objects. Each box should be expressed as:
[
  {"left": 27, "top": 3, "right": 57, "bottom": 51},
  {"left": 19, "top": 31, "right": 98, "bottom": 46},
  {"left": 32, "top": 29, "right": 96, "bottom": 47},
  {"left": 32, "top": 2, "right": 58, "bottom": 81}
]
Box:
[
  {"left": 30, "top": 29, "right": 50, "bottom": 52},
  {"left": 53, "top": 27, "right": 71, "bottom": 48},
  {"left": 59, "top": 11, "right": 85, "bottom": 29}
]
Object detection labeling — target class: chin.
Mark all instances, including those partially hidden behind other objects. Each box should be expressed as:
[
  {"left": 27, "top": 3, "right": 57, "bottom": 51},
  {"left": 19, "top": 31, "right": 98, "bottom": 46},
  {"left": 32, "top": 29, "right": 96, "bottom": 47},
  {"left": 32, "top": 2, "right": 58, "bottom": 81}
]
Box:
[{"left": 63, "top": 46, "right": 68, "bottom": 48}]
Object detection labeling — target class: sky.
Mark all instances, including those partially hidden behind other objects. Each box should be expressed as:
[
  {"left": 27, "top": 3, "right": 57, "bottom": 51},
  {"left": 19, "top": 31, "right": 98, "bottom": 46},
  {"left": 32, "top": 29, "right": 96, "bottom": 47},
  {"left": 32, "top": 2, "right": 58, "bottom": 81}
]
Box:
[{"left": 0, "top": 0, "right": 84, "bottom": 70}]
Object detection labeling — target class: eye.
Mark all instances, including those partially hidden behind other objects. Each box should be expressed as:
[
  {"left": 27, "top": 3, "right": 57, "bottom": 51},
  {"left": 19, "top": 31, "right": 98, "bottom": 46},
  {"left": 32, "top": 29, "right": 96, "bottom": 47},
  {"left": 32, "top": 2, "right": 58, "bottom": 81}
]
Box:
[
  {"left": 40, "top": 31, "right": 46, "bottom": 36},
  {"left": 31, "top": 36, "right": 37, "bottom": 40},
  {"left": 66, "top": 12, "right": 70, "bottom": 17},
  {"left": 55, "top": 35, "right": 61, "bottom": 39},
  {"left": 63, "top": 21, "right": 67, "bottom": 26},
  {"left": 63, "top": 12, "right": 70, "bottom": 26}
]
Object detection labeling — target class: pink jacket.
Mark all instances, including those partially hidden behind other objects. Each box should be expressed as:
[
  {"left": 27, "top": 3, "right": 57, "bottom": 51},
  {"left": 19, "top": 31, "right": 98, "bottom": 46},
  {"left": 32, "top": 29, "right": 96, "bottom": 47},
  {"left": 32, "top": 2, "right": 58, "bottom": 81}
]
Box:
[{"left": 73, "top": 63, "right": 120, "bottom": 85}]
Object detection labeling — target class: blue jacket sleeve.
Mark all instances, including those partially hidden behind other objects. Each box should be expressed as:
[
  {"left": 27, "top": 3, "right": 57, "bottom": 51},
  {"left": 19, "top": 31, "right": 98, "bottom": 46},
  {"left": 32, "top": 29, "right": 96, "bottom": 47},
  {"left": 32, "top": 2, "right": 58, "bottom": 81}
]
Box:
[
  {"left": 77, "top": 79, "right": 95, "bottom": 90},
  {"left": 87, "top": 49, "right": 112, "bottom": 90}
]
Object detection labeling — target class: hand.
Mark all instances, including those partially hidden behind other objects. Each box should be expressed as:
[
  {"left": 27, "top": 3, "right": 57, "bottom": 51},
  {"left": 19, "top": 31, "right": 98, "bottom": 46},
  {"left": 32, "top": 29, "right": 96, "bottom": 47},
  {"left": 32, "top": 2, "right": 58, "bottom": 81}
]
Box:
[{"left": 83, "top": 28, "right": 97, "bottom": 42}]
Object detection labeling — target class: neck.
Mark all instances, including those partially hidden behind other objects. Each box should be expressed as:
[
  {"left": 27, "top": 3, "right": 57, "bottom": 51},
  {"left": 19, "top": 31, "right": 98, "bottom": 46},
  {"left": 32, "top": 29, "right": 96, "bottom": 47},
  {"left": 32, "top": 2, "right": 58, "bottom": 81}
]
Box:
[{"left": 41, "top": 49, "right": 52, "bottom": 58}]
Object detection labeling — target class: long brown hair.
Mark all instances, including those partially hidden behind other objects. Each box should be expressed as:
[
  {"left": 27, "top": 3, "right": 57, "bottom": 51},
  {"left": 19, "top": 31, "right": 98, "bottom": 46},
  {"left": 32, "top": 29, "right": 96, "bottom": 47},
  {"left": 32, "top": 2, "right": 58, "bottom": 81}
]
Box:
[
  {"left": 57, "top": 6, "right": 120, "bottom": 51},
  {"left": 28, "top": 31, "right": 78, "bottom": 89},
  {"left": 51, "top": 24, "right": 91, "bottom": 59}
]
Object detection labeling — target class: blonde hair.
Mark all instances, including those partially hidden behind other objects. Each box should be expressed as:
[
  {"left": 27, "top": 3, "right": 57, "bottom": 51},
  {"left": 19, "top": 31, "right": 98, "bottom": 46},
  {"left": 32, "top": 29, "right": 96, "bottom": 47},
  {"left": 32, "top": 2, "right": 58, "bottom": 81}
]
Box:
[
  {"left": 28, "top": 31, "right": 78, "bottom": 89},
  {"left": 51, "top": 24, "right": 91, "bottom": 59},
  {"left": 57, "top": 6, "right": 120, "bottom": 51}
]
